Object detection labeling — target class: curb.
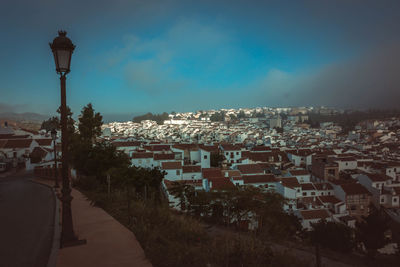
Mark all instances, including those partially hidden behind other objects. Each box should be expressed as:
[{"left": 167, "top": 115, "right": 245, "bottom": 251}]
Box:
[{"left": 30, "top": 179, "right": 60, "bottom": 267}]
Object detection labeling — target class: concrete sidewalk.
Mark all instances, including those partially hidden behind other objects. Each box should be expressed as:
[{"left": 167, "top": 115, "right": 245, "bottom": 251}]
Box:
[{"left": 34, "top": 178, "right": 152, "bottom": 267}]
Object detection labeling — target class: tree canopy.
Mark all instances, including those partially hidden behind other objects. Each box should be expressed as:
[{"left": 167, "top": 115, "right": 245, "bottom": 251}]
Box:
[{"left": 78, "top": 103, "right": 103, "bottom": 144}]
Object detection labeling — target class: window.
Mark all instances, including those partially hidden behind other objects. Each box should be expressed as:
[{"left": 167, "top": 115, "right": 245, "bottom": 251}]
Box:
[
  {"left": 176, "top": 170, "right": 180, "bottom": 175},
  {"left": 381, "top": 198, "right": 385, "bottom": 203},
  {"left": 328, "top": 169, "right": 336, "bottom": 175},
  {"left": 138, "top": 159, "right": 142, "bottom": 164},
  {"left": 350, "top": 205, "right": 356, "bottom": 211},
  {"left": 226, "top": 152, "right": 229, "bottom": 156},
  {"left": 345, "top": 163, "right": 348, "bottom": 166},
  {"left": 394, "top": 198, "right": 398, "bottom": 202},
  {"left": 146, "top": 159, "right": 150, "bottom": 163},
  {"left": 236, "top": 152, "right": 239, "bottom": 155},
  {"left": 204, "top": 155, "right": 207, "bottom": 159},
  {"left": 302, "top": 192, "right": 307, "bottom": 196},
  {"left": 311, "top": 192, "right": 315, "bottom": 196},
  {"left": 321, "top": 192, "right": 324, "bottom": 196}
]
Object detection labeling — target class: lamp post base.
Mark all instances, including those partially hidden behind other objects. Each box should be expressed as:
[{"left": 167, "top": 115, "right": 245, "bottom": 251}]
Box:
[{"left": 60, "top": 238, "right": 87, "bottom": 248}]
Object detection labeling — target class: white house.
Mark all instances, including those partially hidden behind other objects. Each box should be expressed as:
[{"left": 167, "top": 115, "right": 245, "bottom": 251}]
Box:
[
  {"left": 333, "top": 157, "right": 357, "bottom": 172},
  {"left": 199, "top": 148, "right": 211, "bottom": 168},
  {"left": 182, "top": 165, "right": 202, "bottom": 180},
  {"left": 276, "top": 177, "right": 301, "bottom": 211},
  {"left": 161, "top": 161, "right": 183, "bottom": 181},
  {"left": 131, "top": 152, "right": 154, "bottom": 168},
  {"left": 297, "top": 209, "right": 332, "bottom": 230},
  {"left": 220, "top": 144, "right": 243, "bottom": 164},
  {"left": 357, "top": 173, "right": 398, "bottom": 208},
  {"left": 286, "top": 149, "right": 313, "bottom": 167}
]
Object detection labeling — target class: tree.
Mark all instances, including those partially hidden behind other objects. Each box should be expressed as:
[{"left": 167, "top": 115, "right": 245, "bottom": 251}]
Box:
[
  {"left": 40, "top": 116, "right": 60, "bottom": 132},
  {"left": 72, "top": 142, "right": 129, "bottom": 181},
  {"left": 210, "top": 111, "right": 225, "bottom": 122},
  {"left": 309, "top": 220, "right": 356, "bottom": 253},
  {"left": 237, "top": 110, "right": 246, "bottom": 119},
  {"left": 356, "top": 207, "right": 390, "bottom": 259},
  {"left": 210, "top": 152, "right": 225, "bottom": 167},
  {"left": 78, "top": 103, "right": 103, "bottom": 144}
]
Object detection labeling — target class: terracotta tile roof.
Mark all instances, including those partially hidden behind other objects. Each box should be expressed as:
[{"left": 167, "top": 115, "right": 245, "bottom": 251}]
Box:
[
  {"left": 251, "top": 146, "right": 271, "bottom": 152},
  {"left": 222, "top": 170, "right": 242, "bottom": 178},
  {"left": 112, "top": 141, "right": 141, "bottom": 147},
  {"left": 173, "top": 144, "right": 198, "bottom": 151},
  {"left": 242, "top": 174, "right": 276, "bottom": 184},
  {"left": 313, "top": 183, "right": 333, "bottom": 190},
  {"left": 300, "top": 209, "right": 330, "bottom": 220},
  {"left": 209, "top": 177, "right": 235, "bottom": 190},
  {"left": 301, "top": 183, "right": 316, "bottom": 191},
  {"left": 366, "top": 173, "right": 390, "bottom": 182},
  {"left": 279, "top": 177, "right": 301, "bottom": 189},
  {"left": 144, "top": 145, "right": 171, "bottom": 152},
  {"left": 35, "top": 139, "right": 53, "bottom": 146},
  {"left": 153, "top": 153, "right": 175, "bottom": 160},
  {"left": 237, "top": 164, "right": 264, "bottom": 174},
  {"left": 161, "top": 161, "right": 182, "bottom": 170},
  {"left": 3, "top": 139, "right": 33, "bottom": 149},
  {"left": 202, "top": 168, "right": 223, "bottom": 179},
  {"left": 340, "top": 183, "right": 371, "bottom": 196},
  {"left": 220, "top": 144, "right": 242, "bottom": 151},
  {"left": 131, "top": 152, "right": 153, "bottom": 159},
  {"left": 318, "top": 195, "right": 342, "bottom": 204},
  {"left": 182, "top": 165, "right": 201, "bottom": 173},
  {"left": 198, "top": 144, "right": 219, "bottom": 153}
]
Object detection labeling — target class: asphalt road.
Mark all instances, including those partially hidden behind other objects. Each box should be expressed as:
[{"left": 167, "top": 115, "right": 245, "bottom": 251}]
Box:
[{"left": 0, "top": 172, "right": 55, "bottom": 267}]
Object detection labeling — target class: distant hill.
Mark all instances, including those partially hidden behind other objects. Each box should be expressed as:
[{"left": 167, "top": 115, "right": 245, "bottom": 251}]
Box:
[
  {"left": 0, "top": 112, "right": 48, "bottom": 131},
  {"left": 0, "top": 112, "right": 48, "bottom": 123}
]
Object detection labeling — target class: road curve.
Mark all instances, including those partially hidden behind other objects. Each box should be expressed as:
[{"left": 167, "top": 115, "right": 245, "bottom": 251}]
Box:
[{"left": 0, "top": 173, "right": 55, "bottom": 267}]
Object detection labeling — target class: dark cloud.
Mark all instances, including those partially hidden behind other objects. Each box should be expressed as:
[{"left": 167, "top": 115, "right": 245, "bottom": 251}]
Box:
[{"left": 249, "top": 42, "right": 400, "bottom": 109}]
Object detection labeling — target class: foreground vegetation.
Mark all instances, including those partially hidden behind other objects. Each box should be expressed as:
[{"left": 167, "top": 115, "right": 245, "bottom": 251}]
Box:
[{"left": 76, "top": 175, "right": 310, "bottom": 267}]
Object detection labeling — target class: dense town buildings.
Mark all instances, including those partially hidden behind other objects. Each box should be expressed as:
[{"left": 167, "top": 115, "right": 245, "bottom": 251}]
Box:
[{"left": 2, "top": 106, "right": 400, "bottom": 231}]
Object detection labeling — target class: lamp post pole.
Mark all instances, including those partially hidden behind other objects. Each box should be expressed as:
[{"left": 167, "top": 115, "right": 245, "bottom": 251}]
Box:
[
  {"left": 52, "top": 129, "right": 59, "bottom": 188},
  {"left": 50, "top": 31, "right": 85, "bottom": 248},
  {"left": 59, "top": 73, "right": 76, "bottom": 246}
]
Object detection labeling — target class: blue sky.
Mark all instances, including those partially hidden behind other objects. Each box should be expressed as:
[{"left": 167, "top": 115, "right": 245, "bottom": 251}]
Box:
[{"left": 1, "top": 0, "right": 400, "bottom": 119}]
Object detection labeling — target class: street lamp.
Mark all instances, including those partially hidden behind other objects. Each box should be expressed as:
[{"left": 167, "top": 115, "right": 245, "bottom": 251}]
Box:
[
  {"left": 50, "top": 31, "right": 85, "bottom": 248},
  {"left": 51, "top": 129, "right": 59, "bottom": 188}
]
